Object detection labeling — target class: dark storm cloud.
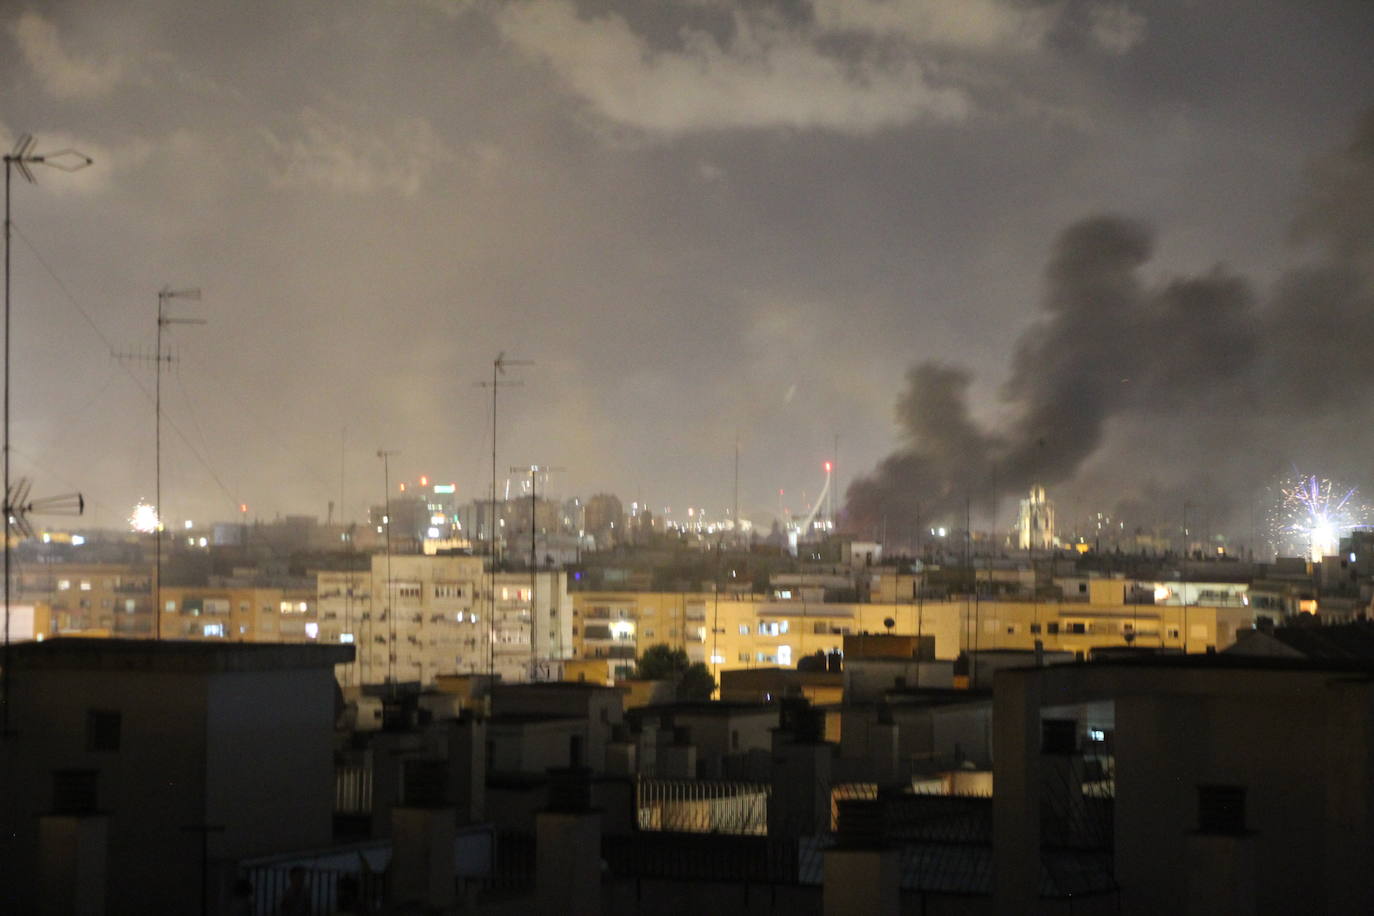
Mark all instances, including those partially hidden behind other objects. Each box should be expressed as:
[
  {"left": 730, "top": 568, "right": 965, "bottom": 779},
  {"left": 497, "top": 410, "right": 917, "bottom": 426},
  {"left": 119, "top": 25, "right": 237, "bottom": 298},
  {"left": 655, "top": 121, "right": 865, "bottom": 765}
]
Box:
[{"left": 845, "top": 109, "right": 1374, "bottom": 542}]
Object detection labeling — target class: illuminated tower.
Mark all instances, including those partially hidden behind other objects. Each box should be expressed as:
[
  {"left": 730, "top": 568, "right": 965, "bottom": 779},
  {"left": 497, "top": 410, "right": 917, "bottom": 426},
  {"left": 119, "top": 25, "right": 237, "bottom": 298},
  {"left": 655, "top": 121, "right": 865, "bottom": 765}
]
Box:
[{"left": 1017, "top": 485, "right": 1055, "bottom": 550}]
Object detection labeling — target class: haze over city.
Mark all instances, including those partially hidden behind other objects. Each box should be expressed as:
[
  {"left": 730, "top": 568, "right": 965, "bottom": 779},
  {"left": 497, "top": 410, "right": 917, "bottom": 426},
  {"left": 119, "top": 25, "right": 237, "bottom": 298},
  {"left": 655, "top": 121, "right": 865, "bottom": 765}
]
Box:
[{"left": 3, "top": 0, "right": 1373, "bottom": 544}]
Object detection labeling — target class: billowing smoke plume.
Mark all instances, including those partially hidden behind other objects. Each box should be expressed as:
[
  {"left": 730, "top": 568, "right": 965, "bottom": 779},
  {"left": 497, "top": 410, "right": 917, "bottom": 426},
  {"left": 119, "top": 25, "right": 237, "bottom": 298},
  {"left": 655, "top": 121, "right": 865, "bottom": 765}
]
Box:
[{"left": 845, "top": 108, "right": 1374, "bottom": 546}]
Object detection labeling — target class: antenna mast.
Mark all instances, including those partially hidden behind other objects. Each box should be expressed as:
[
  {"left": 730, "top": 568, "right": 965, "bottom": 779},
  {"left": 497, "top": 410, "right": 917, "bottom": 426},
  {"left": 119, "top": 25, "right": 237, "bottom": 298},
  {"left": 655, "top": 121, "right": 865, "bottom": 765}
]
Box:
[{"left": 475, "top": 352, "right": 530, "bottom": 684}]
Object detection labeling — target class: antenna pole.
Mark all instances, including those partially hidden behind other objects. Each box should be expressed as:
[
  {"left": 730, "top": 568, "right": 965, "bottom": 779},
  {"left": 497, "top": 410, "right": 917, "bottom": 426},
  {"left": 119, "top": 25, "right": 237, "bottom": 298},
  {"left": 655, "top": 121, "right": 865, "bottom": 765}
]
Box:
[
  {"left": 156, "top": 293, "right": 162, "bottom": 637},
  {"left": 733, "top": 434, "right": 739, "bottom": 545},
  {"left": 151, "top": 286, "right": 203, "bottom": 639},
  {"left": 3, "top": 137, "right": 90, "bottom": 735},
  {"left": 4, "top": 149, "right": 12, "bottom": 682},
  {"left": 477, "top": 353, "right": 530, "bottom": 685},
  {"left": 377, "top": 449, "right": 399, "bottom": 686}
]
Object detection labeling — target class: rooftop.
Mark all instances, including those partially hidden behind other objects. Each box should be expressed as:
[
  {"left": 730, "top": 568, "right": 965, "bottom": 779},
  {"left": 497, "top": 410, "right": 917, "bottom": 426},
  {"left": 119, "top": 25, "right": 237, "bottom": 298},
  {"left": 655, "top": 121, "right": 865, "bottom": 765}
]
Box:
[
  {"left": 4, "top": 637, "right": 353, "bottom": 673},
  {"left": 1249, "top": 621, "right": 1374, "bottom": 660},
  {"left": 628, "top": 700, "right": 776, "bottom": 718},
  {"left": 1056, "top": 651, "right": 1374, "bottom": 675},
  {"left": 492, "top": 680, "right": 623, "bottom": 693}
]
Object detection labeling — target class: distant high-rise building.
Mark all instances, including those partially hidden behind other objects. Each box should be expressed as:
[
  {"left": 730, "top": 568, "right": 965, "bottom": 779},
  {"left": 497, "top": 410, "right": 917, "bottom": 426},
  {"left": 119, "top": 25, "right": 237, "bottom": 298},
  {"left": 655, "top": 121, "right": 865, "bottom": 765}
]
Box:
[
  {"left": 1017, "top": 485, "right": 1056, "bottom": 550},
  {"left": 369, "top": 477, "right": 463, "bottom": 548},
  {"left": 584, "top": 493, "right": 624, "bottom": 548}
]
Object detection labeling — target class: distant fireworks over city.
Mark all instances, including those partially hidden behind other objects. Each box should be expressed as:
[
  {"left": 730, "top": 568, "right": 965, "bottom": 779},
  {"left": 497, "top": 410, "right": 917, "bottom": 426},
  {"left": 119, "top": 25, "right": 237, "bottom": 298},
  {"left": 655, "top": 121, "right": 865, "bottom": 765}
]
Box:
[
  {"left": 1269, "top": 474, "right": 1372, "bottom": 561},
  {"left": 128, "top": 502, "right": 160, "bottom": 534}
]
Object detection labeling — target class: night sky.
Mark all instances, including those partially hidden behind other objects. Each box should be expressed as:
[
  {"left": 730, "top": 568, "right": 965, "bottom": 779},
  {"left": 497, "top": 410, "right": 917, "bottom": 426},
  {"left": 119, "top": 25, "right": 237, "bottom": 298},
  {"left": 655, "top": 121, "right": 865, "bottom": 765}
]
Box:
[{"left": 2, "top": 1, "right": 1372, "bottom": 539}]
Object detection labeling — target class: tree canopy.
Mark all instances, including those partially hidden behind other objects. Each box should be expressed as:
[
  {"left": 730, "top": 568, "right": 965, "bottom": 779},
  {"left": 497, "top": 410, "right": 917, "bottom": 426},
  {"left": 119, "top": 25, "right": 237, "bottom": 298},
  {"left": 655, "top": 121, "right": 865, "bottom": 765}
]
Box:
[{"left": 635, "top": 642, "right": 716, "bottom": 701}]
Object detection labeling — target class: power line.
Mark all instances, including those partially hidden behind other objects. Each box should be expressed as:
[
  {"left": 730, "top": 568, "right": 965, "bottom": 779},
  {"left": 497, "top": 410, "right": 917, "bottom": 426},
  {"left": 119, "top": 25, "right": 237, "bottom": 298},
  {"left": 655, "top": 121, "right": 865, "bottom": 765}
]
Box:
[{"left": 14, "top": 224, "right": 241, "bottom": 513}]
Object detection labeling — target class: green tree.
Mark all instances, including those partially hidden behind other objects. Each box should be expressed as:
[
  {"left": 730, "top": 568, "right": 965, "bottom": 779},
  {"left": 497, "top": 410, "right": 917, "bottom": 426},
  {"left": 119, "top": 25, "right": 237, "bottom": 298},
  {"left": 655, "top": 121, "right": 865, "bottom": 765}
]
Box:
[
  {"left": 636, "top": 643, "right": 691, "bottom": 679},
  {"left": 635, "top": 643, "right": 717, "bottom": 701},
  {"left": 677, "top": 662, "right": 716, "bottom": 701}
]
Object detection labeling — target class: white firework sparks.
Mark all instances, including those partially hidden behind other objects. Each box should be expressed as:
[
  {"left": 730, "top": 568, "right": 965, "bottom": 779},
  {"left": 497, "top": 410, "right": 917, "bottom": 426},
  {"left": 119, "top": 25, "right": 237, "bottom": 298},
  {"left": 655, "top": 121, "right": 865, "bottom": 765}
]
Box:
[
  {"left": 1268, "top": 474, "right": 1371, "bottom": 562},
  {"left": 128, "top": 502, "right": 160, "bottom": 534}
]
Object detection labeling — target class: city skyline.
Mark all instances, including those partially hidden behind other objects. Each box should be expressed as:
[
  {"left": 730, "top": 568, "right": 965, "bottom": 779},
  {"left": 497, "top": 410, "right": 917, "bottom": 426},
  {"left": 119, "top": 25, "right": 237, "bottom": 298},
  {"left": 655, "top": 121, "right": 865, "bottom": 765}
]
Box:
[{"left": 1, "top": 2, "right": 1372, "bottom": 539}]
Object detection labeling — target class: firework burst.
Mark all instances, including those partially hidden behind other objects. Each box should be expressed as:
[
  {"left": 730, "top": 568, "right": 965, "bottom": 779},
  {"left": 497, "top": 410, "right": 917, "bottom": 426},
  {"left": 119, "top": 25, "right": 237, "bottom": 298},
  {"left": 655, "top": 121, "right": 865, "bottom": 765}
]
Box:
[
  {"left": 128, "top": 502, "right": 160, "bottom": 534},
  {"left": 1268, "top": 474, "right": 1372, "bottom": 561}
]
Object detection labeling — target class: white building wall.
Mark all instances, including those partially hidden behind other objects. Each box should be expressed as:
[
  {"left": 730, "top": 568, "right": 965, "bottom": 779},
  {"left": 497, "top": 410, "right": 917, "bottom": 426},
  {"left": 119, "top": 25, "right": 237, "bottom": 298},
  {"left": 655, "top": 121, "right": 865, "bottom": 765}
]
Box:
[
  {"left": 317, "top": 569, "right": 371, "bottom": 685},
  {"left": 361, "top": 554, "right": 484, "bottom": 686},
  {"left": 492, "top": 570, "right": 573, "bottom": 683},
  {"left": 320, "top": 560, "right": 573, "bottom": 687}
]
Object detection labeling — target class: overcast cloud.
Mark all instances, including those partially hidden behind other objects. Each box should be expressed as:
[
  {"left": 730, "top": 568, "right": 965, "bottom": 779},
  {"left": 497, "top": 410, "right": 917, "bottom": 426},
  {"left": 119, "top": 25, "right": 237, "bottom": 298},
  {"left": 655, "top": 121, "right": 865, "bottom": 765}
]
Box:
[{"left": 1, "top": 0, "right": 1371, "bottom": 541}]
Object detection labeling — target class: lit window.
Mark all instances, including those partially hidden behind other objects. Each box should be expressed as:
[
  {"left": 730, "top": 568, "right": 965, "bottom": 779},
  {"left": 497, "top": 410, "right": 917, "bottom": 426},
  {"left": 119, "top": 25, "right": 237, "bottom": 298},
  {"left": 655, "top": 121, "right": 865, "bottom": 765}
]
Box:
[
  {"left": 739, "top": 624, "right": 749, "bottom": 635},
  {"left": 339, "top": 633, "right": 354, "bottom": 644},
  {"left": 79, "top": 581, "right": 92, "bottom": 591},
  {"left": 58, "top": 580, "right": 71, "bottom": 591},
  {"left": 305, "top": 622, "right": 319, "bottom": 639},
  {"left": 203, "top": 623, "right": 224, "bottom": 637}
]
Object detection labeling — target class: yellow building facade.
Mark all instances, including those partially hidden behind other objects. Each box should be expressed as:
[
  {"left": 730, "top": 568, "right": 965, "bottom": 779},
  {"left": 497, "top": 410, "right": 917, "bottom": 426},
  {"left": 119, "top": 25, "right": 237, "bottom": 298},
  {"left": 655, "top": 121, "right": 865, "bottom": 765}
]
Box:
[{"left": 573, "top": 590, "right": 1264, "bottom": 690}]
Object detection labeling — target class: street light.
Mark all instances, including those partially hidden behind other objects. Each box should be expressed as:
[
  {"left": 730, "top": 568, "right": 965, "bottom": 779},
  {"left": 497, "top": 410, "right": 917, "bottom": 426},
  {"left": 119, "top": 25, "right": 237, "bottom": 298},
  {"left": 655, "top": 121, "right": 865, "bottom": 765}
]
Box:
[{"left": 3, "top": 134, "right": 91, "bottom": 730}]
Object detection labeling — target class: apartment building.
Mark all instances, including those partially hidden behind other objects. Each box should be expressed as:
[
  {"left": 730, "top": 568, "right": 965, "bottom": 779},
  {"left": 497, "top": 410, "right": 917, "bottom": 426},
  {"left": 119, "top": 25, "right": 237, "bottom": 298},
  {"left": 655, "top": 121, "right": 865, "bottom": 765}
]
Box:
[
  {"left": 0, "top": 639, "right": 350, "bottom": 914},
  {"left": 318, "top": 556, "right": 573, "bottom": 687},
  {"left": 159, "top": 585, "right": 305, "bottom": 642},
  {"left": 491, "top": 569, "right": 575, "bottom": 683},
  {"left": 345, "top": 554, "right": 483, "bottom": 686},
  {"left": 316, "top": 568, "right": 371, "bottom": 686},
  {"left": 569, "top": 586, "right": 1265, "bottom": 692},
  {"left": 13, "top": 562, "right": 153, "bottom": 637},
  {"left": 570, "top": 591, "right": 710, "bottom": 681}
]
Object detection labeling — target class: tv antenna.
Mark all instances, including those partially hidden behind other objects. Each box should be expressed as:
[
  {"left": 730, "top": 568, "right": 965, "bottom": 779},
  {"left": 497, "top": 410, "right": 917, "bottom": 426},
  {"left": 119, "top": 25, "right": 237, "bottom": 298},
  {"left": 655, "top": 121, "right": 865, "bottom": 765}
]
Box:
[
  {"left": 377, "top": 448, "right": 400, "bottom": 686},
  {"left": 4, "top": 133, "right": 91, "bottom": 736},
  {"left": 475, "top": 352, "right": 530, "bottom": 683},
  {"left": 114, "top": 287, "right": 205, "bottom": 638}
]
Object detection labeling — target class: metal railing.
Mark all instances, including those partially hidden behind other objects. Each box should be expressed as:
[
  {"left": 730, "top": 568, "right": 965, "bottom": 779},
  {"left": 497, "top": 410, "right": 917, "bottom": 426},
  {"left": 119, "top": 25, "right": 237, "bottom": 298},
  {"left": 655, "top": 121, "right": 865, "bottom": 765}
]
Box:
[
  {"left": 335, "top": 764, "right": 373, "bottom": 815},
  {"left": 636, "top": 779, "right": 770, "bottom": 835},
  {"left": 240, "top": 864, "right": 384, "bottom": 916}
]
